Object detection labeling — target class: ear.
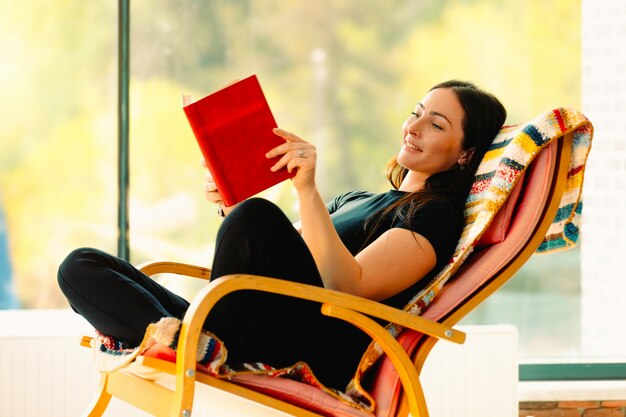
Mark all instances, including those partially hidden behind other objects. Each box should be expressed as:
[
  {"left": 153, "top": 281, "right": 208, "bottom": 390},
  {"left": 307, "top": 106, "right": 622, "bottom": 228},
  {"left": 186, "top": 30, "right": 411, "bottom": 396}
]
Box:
[{"left": 458, "top": 147, "right": 475, "bottom": 166}]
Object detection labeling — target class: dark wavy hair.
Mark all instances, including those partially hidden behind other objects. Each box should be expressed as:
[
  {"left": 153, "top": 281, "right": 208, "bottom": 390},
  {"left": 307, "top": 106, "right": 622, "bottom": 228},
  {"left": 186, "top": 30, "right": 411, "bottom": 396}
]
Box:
[{"left": 364, "top": 80, "right": 507, "bottom": 241}]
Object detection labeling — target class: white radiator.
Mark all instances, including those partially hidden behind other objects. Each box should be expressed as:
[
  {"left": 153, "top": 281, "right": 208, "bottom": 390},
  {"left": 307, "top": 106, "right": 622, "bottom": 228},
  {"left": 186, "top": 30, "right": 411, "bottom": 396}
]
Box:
[
  {"left": 420, "top": 324, "right": 519, "bottom": 417},
  {"left": 0, "top": 310, "right": 517, "bottom": 417},
  {"left": 0, "top": 310, "right": 152, "bottom": 417}
]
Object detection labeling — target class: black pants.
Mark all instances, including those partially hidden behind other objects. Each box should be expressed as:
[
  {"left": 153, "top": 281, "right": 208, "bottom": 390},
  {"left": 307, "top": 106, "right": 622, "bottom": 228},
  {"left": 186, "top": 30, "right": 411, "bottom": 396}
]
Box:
[{"left": 57, "top": 198, "right": 371, "bottom": 389}]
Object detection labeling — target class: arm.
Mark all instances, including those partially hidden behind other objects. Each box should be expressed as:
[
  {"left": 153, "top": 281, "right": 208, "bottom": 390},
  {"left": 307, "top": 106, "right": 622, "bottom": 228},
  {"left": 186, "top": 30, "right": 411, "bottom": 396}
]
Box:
[
  {"left": 298, "top": 188, "right": 436, "bottom": 301},
  {"left": 269, "top": 128, "right": 436, "bottom": 301}
]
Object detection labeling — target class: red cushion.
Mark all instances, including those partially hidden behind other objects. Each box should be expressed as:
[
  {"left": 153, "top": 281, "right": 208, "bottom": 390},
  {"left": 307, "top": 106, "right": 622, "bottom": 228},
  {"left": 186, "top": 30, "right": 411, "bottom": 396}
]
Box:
[{"left": 231, "top": 374, "right": 374, "bottom": 417}]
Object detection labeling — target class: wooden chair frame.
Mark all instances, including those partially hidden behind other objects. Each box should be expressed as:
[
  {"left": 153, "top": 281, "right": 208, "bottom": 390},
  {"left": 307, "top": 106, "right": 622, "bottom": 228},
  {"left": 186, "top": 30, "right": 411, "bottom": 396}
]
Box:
[{"left": 80, "top": 134, "right": 572, "bottom": 417}]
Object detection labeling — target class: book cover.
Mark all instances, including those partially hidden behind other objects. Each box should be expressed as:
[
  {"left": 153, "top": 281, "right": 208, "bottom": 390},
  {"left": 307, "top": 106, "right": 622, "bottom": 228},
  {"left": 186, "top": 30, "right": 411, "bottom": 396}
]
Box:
[{"left": 183, "top": 75, "right": 294, "bottom": 207}]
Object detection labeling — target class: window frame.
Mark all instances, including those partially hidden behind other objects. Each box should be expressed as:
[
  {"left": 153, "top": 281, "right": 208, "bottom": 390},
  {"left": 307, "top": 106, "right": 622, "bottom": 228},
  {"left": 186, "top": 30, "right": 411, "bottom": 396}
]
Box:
[
  {"left": 117, "top": 0, "right": 130, "bottom": 261},
  {"left": 520, "top": 363, "right": 626, "bottom": 381}
]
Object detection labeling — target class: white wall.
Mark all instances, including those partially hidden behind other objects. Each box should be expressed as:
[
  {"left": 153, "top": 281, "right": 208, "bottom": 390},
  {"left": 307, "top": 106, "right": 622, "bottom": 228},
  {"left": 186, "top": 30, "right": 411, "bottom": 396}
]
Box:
[{"left": 580, "top": 0, "right": 626, "bottom": 357}]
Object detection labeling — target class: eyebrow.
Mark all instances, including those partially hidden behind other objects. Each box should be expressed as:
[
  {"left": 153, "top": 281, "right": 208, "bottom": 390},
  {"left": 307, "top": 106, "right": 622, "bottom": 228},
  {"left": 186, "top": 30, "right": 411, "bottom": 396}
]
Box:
[{"left": 417, "top": 102, "right": 452, "bottom": 126}]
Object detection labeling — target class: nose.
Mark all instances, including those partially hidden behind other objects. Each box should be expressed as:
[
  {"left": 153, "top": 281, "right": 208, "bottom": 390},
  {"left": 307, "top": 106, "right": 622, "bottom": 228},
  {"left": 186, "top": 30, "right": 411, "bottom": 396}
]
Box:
[{"left": 406, "top": 116, "right": 424, "bottom": 136}]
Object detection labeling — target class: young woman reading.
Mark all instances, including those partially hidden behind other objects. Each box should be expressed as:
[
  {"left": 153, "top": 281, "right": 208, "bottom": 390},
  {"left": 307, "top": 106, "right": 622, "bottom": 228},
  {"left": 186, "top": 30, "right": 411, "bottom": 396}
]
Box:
[{"left": 58, "top": 80, "right": 506, "bottom": 390}]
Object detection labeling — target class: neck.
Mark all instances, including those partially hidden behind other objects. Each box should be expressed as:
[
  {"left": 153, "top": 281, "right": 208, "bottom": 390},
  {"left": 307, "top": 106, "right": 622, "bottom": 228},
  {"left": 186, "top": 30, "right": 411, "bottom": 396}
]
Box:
[{"left": 398, "top": 171, "right": 426, "bottom": 193}]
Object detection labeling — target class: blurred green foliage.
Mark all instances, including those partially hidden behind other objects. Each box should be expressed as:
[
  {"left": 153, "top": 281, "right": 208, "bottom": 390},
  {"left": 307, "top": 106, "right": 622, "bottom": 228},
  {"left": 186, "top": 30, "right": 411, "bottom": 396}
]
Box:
[{"left": 0, "top": 0, "right": 580, "bottom": 329}]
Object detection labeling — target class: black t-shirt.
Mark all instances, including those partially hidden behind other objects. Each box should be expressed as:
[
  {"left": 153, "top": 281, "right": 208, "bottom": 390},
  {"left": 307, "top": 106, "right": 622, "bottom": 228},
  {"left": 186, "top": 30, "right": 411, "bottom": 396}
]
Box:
[{"left": 327, "top": 189, "right": 463, "bottom": 308}]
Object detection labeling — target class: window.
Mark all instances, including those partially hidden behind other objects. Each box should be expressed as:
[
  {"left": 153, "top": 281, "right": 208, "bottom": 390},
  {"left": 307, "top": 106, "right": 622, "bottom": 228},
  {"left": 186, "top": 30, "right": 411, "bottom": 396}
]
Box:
[
  {"left": 0, "top": 2, "right": 117, "bottom": 308},
  {"left": 6, "top": 0, "right": 621, "bottom": 378}
]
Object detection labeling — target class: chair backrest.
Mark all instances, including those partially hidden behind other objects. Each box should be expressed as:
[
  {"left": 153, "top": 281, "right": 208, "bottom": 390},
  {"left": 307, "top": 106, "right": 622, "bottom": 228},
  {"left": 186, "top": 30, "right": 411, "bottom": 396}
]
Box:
[{"left": 368, "top": 137, "right": 568, "bottom": 417}]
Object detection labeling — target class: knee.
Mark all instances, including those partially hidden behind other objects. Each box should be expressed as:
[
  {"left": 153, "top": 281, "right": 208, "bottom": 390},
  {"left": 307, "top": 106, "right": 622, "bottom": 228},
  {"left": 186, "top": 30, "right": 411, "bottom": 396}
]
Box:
[
  {"left": 216, "top": 198, "right": 291, "bottom": 246},
  {"left": 57, "top": 247, "right": 102, "bottom": 290},
  {"left": 237, "top": 198, "right": 280, "bottom": 214},
  {"left": 231, "top": 198, "right": 286, "bottom": 225}
]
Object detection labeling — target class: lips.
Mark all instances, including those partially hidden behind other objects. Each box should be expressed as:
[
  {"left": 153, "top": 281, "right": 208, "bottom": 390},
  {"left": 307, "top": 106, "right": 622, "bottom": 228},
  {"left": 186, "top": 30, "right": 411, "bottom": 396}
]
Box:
[{"left": 403, "top": 137, "right": 423, "bottom": 152}]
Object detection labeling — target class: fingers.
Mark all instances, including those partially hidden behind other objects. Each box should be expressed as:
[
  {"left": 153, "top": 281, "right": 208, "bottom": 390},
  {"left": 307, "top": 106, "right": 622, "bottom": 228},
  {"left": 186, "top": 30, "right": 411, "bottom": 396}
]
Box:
[
  {"left": 205, "top": 190, "right": 223, "bottom": 205},
  {"left": 204, "top": 172, "right": 217, "bottom": 189},
  {"left": 266, "top": 128, "right": 316, "bottom": 173},
  {"left": 269, "top": 130, "right": 317, "bottom": 192},
  {"left": 205, "top": 189, "right": 223, "bottom": 205},
  {"left": 266, "top": 129, "right": 313, "bottom": 159},
  {"left": 273, "top": 127, "right": 306, "bottom": 143},
  {"left": 203, "top": 171, "right": 224, "bottom": 205},
  {"left": 203, "top": 169, "right": 219, "bottom": 193},
  {"left": 269, "top": 152, "right": 292, "bottom": 173},
  {"left": 269, "top": 146, "right": 316, "bottom": 172}
]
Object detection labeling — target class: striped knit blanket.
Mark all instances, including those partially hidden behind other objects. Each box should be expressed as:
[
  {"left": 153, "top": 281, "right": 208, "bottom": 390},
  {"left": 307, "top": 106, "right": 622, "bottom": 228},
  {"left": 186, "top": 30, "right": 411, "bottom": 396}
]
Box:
[
  {"left": 345, "top": 107, "right": 593, "bottom": 410},
  {"left": 92, "top": 108, "right": 593, "bottom": 415}
]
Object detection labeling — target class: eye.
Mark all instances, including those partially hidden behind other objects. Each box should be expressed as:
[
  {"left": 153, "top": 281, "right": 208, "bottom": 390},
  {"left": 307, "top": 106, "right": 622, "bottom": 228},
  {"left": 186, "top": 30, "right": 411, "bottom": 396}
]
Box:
[
  {"left": 432, "top": 122, "right": 443, "bottom": 130},
  {"left": 410, "top": 111, "right": 421, "bottom": 119}
]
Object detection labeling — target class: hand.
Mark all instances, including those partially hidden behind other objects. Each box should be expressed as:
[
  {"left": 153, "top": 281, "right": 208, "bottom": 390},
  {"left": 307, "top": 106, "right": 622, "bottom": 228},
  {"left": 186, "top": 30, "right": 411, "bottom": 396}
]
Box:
[
  {"left": 266, "top": 128, "right": 317, "bottom": 194},
  {"left": 201, "top": 159, "right": 238, "bottom": 216},
  {"left": 203, "top": 172, "right": 223, "bottom": 206}
]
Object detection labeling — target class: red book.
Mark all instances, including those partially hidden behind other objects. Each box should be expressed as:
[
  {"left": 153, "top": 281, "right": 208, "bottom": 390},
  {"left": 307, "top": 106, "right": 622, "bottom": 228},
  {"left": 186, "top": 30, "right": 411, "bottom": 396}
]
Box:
[{"left": 183, "top": 75, "right": 294, "bottom": 207}]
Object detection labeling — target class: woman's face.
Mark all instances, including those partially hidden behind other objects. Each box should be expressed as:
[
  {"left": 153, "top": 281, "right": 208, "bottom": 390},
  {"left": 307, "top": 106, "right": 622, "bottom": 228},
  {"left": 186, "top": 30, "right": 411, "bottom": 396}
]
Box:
[{"left": 397, "top": 88, "right": 467, "bottom": 186}]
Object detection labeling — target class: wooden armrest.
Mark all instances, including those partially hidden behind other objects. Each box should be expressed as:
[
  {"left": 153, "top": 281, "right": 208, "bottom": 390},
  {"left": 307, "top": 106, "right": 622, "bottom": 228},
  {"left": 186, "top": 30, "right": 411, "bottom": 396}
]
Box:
[
  {"left": 137, "top": 261, "right": 212, "bottom": 280},
  {"left": 184, "top": 274, "right": 464, "bottom": 344},
  {"left": 134, "top": 263, "right": 461, "bottom": 343}
]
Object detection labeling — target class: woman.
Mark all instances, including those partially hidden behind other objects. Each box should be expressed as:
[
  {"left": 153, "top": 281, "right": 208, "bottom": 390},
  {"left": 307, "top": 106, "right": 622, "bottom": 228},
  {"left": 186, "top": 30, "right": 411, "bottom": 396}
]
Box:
[{"left": 58, "top": 80, "right": 506, "bottom": 390}]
